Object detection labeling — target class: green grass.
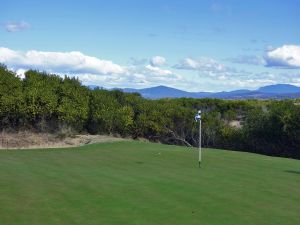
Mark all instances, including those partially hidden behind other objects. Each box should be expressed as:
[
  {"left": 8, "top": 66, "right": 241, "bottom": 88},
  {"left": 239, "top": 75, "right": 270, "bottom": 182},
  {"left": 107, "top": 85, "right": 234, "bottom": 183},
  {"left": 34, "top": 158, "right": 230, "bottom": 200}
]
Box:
[{"left": 0, "top": 141, "right": 299, "bottom": 225}]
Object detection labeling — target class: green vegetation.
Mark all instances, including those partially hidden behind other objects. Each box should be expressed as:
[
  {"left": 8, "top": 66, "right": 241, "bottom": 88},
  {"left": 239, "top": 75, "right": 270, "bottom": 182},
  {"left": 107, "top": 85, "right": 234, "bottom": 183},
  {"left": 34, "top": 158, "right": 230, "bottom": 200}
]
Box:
[
  {"left": 1, "top": 64, "right": 300, "bottom": 158},
  {"left": 0, "top": 141, "right": 299, "bottom": 225}
]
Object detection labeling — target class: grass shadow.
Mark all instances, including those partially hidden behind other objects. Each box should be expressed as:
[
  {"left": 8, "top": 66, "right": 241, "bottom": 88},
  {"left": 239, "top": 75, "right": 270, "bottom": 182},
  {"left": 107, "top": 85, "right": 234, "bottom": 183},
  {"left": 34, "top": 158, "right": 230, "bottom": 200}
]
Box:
[{"left": 285, "top": 170, "right": 300, "bottom": 175}]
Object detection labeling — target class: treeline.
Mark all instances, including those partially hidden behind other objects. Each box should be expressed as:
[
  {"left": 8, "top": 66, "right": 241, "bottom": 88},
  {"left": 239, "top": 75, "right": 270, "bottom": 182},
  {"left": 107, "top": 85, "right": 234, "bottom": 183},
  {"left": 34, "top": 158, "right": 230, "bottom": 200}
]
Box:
[{"left": 0, "top": 65, "right": 299, "bottom": 159}]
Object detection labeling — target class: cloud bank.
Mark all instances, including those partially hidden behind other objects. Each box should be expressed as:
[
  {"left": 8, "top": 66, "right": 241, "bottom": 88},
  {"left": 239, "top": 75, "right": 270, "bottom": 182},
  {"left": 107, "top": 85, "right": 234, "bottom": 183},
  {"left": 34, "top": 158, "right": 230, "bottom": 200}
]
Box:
[
  {"left": 0, "top": 47, "right": 124, "bottom": 74},
  {"left": 174, "top": 57, "right": 226, "bottom": 72},
  {"left": 265, "top": 45, "right": 300, "bottom": 68},
  {"left": 0, "top": 47, "right": 186, "bottom": 89},
  {"left": 1, "top": 47, "right": 299, "bottom": 92}
]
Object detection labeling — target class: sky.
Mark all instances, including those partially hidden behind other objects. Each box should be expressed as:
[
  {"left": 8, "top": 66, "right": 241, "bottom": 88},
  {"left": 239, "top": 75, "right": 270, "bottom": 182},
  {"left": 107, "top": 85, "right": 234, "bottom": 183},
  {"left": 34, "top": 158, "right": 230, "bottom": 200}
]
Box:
[{"left": 0, "top": 0, "right": 300, "bottom": 91}]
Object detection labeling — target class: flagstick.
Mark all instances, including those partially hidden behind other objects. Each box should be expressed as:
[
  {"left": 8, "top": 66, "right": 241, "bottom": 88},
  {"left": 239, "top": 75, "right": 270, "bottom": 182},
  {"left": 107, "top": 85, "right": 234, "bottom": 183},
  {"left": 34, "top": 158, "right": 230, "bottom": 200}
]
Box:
[
  {"left": 199, "top": 117, "right": 202, "bottom": 167},
  {"left": 195, "top": 110, "right": 202, "bottom": 168}
]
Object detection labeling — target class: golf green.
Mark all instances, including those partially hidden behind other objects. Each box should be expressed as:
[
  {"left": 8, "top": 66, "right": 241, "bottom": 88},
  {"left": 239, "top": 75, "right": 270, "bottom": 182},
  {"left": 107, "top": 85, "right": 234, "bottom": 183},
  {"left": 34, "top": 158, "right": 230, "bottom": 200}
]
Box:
[{"left": 0, "top": 141, "right": 299, "bottom": 225}]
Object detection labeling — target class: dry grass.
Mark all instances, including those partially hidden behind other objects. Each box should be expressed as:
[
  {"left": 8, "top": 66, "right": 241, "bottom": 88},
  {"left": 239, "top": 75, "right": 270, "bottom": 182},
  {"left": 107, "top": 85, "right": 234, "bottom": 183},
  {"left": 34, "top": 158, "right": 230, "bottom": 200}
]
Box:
[{"left": 0, "top": 131, "right": 127, "bottom": 149}]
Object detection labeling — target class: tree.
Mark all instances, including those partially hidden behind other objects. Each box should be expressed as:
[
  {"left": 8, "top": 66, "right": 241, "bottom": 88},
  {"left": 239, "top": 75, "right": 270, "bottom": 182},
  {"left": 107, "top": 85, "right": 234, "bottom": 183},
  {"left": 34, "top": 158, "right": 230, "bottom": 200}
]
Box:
[
  {"left": 0, "top": 65, "right": 24, "bottom": 129},
  {"left": 57, "top": 76, "right": 89, "bottom": 131},
  {"left": 23, "top": 70, "right": 61, "bottom": 131}
]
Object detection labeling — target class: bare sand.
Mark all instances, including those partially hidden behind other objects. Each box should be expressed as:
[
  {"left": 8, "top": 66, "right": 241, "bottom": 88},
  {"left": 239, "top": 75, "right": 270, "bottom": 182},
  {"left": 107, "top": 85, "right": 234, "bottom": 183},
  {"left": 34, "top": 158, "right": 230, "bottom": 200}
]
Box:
[{"left": 0, "top": 132, "right": 128, "bottom": 150}]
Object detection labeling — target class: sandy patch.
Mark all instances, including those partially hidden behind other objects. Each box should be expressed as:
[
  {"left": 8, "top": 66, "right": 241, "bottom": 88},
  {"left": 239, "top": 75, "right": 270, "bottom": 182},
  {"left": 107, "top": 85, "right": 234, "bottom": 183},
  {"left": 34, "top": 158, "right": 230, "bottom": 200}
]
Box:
[{"left": 0, "top": 132, "right": 128, "bottom": 150}]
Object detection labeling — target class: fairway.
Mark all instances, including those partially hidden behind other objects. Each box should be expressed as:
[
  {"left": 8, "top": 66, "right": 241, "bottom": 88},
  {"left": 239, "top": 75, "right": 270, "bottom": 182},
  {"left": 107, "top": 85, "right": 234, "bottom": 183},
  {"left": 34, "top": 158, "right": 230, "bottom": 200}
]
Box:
[{"left": 0, "top": 142, "right": 299, "bottom": 225}]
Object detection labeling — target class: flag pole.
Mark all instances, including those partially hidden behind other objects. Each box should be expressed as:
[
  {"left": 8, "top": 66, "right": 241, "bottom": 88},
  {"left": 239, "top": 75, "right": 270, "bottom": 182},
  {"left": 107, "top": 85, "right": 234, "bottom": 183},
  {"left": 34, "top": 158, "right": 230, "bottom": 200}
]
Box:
[{"left": 198, "top": 110, "right": 202, "bottom": 167}]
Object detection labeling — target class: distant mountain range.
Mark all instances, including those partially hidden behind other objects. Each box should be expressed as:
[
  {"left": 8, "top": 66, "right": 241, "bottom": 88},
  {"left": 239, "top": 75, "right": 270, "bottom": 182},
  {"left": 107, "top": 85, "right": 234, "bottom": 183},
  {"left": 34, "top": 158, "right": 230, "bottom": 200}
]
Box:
[{"left": 89, "top": 84, "right": 300, "bottom": 99}]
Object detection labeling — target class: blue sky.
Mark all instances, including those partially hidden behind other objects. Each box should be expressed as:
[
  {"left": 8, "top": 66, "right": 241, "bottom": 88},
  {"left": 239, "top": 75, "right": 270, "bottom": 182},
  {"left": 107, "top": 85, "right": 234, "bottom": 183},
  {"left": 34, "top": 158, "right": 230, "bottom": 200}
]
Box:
[{"left": 1, "top": 0, "right": 300, "bottom": 91}]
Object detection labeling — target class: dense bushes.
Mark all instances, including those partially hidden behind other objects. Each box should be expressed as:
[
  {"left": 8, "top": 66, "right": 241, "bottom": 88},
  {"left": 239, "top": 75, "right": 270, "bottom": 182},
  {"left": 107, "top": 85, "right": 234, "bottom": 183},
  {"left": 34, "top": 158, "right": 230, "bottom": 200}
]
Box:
[{"left": 0, "top": 65, "right": 299, "bottom": 158}]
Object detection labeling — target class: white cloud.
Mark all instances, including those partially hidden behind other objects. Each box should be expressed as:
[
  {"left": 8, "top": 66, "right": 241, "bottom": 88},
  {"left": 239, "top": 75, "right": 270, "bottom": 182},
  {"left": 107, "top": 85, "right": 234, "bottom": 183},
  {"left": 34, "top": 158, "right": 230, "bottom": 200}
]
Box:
[
  {"left": 173, "top": 57, "right": 234, "bottom": 80},
  {"left": 0, "top": 47, "right": 124, "bottom": 74},
  {"left": 265, "top": 45, "right": 300, "bottom": 68},
  {"left": 0, "top": 47, "right": 187, "bottom": 90},
  {"left": 15, "top": 68, "right": 27, "bottom": 79},
  {"left": 5, "top": 21, "right": 30, "bottom": 32},
  {"left": 174, "top": 57, "right": 226, "bottom": 72},
  {"left": 173, "top": 56, "right": 300, "bottom": 91},
  {"left": 225, "top": 78, "right": 276, "bottom": 89},
  {"left": 84, "top": 62, "right": 182, "bottom": 89},
  {"left": 75, "top": 65, "right": 183, "bottom": 89},
  {"left": 145, "top": 64, "right": 172, "bottom": 76},
  {"left": 117, "top": 65, "right": 183, "bottom": 89},
  {"left": 150, "top": 56, "right": 166, "bottom": 67},
  {"left": 173, "top": 57, "right": 247, "bottom": 91}
]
